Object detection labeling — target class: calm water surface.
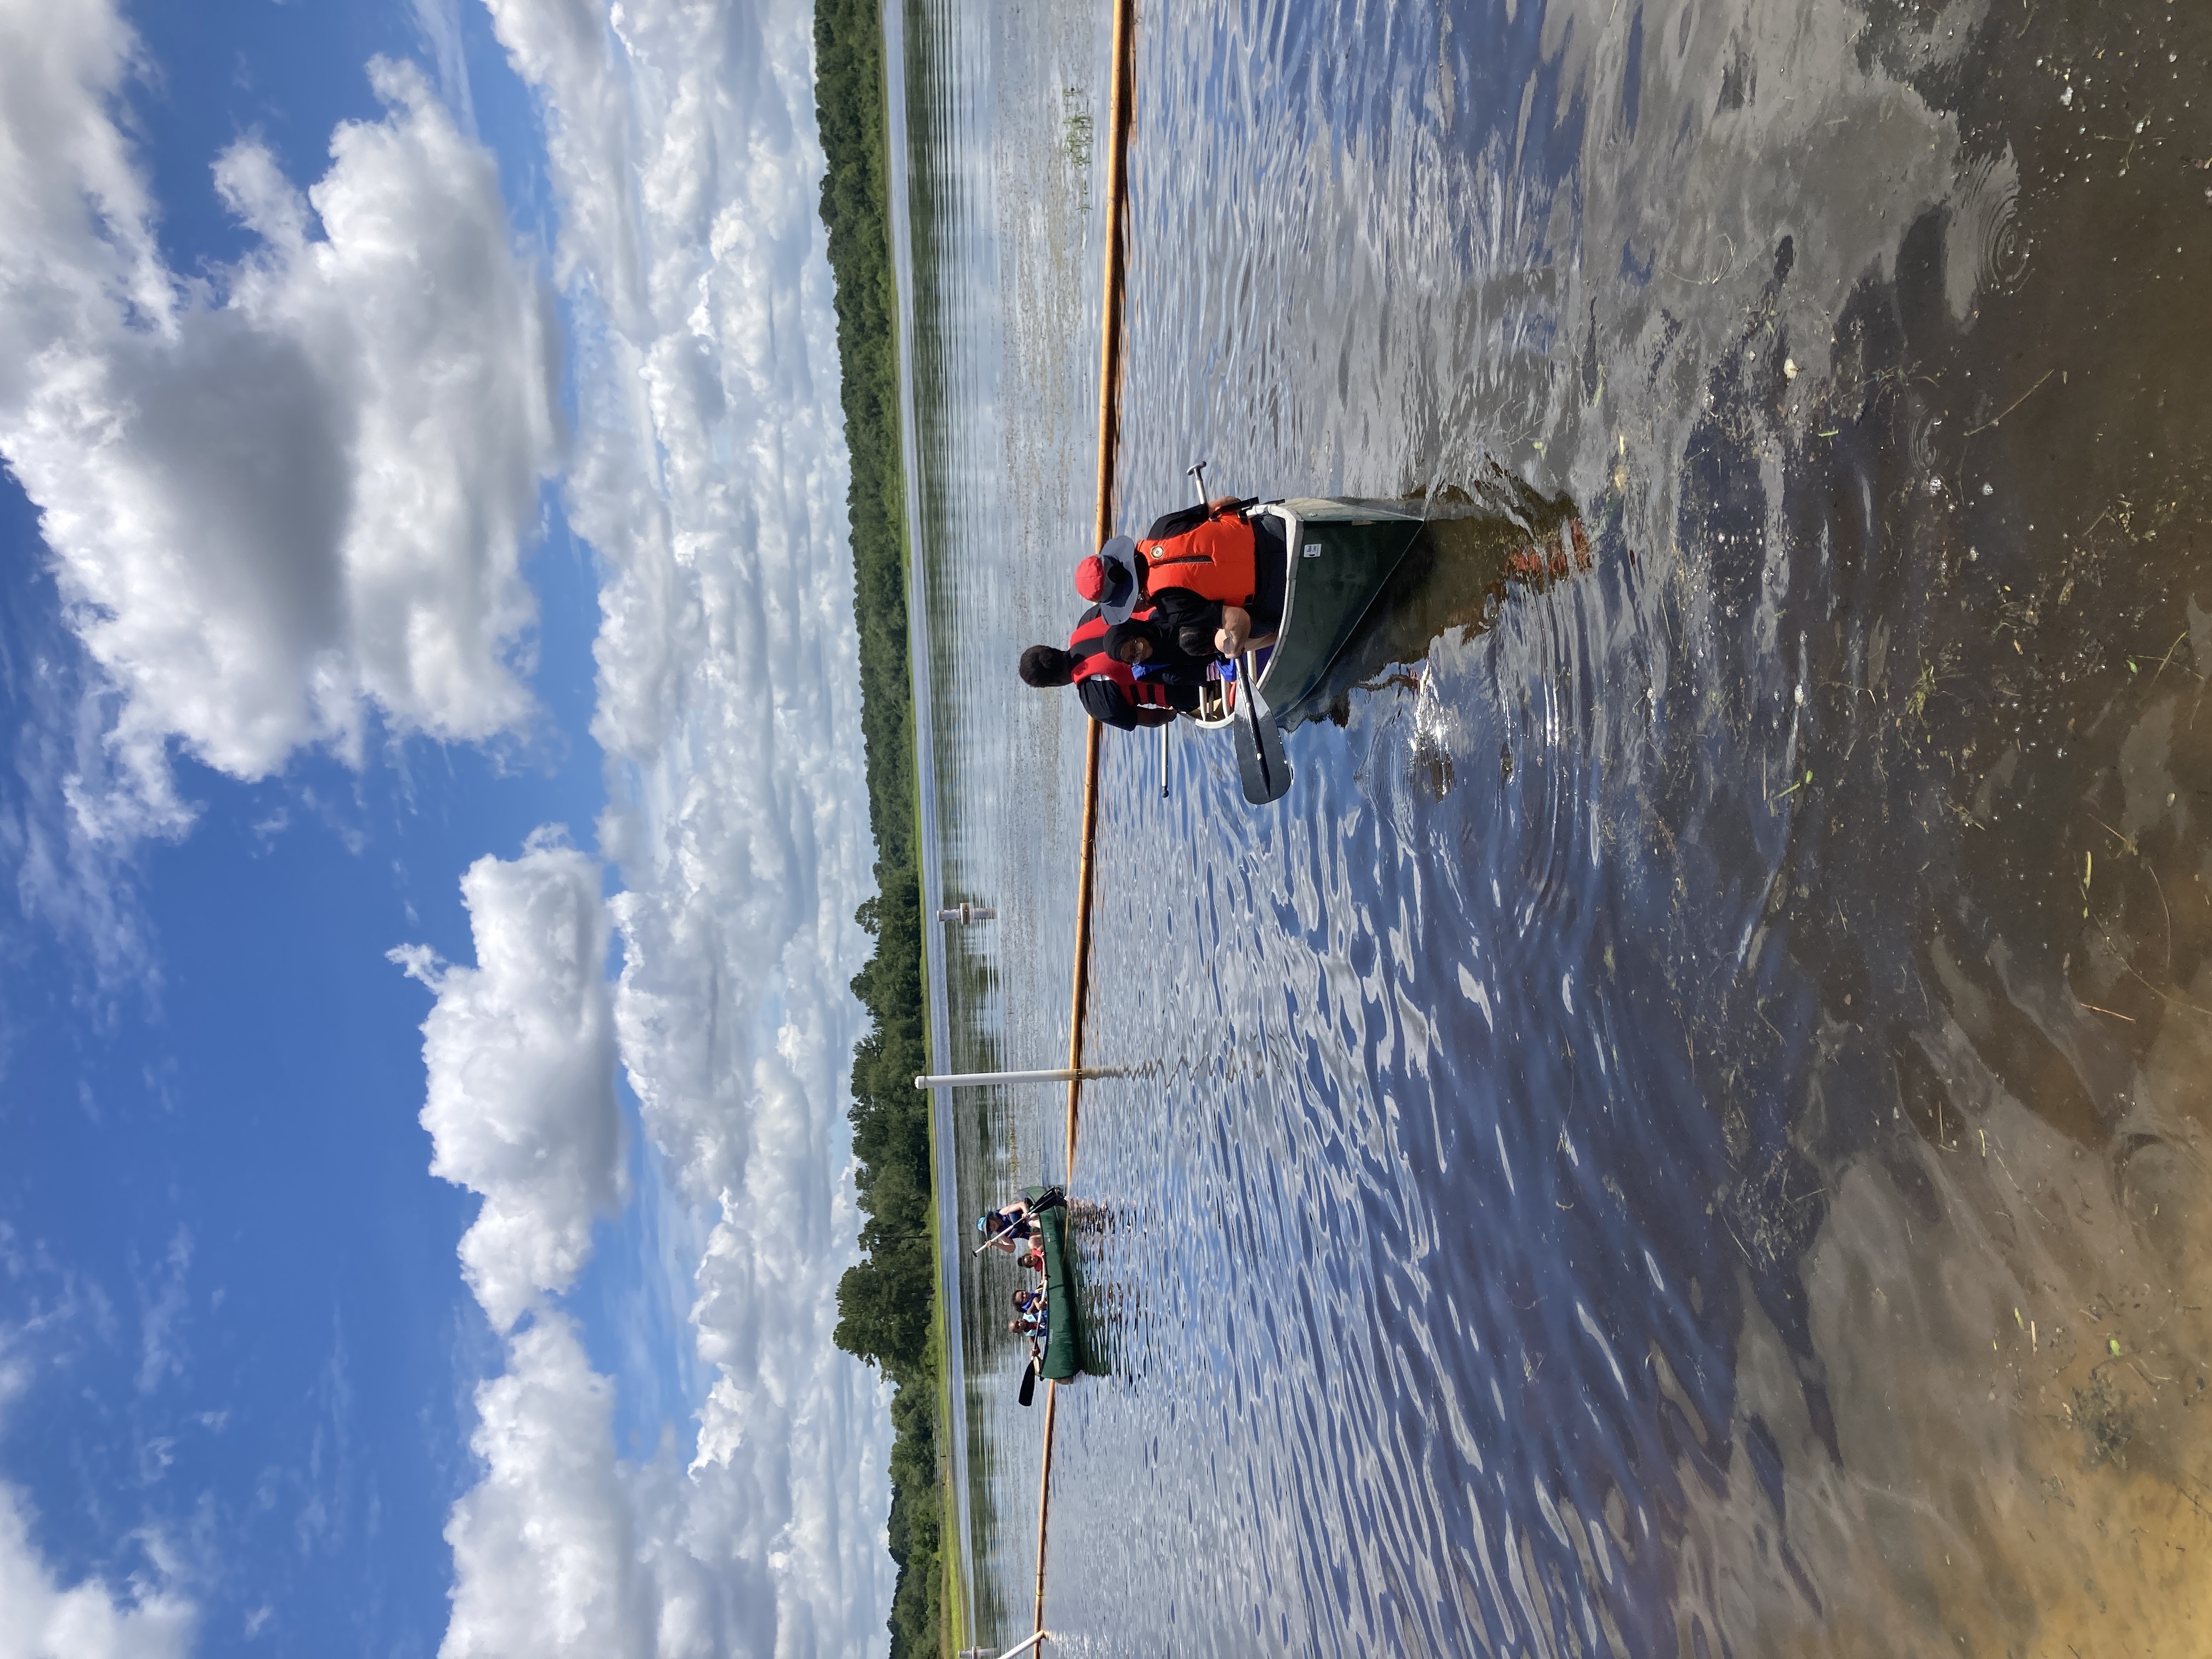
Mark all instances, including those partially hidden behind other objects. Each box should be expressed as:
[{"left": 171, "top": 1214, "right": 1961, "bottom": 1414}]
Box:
[{"left": 895, "top": 0, "right": 2212, "bottom": 1651}]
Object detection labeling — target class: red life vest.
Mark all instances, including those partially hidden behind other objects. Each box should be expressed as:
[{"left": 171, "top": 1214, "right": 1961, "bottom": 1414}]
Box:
[
  {"left": 1065, "top": 608, "right": 1175, "bottom": 709},
  {"left": 1137, "top": 511, "right": 1258, "bottom": 607}
]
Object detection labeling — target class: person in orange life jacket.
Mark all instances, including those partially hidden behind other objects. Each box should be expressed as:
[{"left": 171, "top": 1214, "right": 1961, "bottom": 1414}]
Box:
[
  {"left": 1015, "top": 602, "right": 1200, "bottom": 729},
  {"left": 1107, "top": 496, "right": 1290, "bottom": 659}
]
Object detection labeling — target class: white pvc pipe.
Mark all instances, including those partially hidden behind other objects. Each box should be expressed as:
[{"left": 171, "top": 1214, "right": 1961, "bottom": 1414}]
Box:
[
  {"left": 914, "top": 1066, "right": 1125, "bottom": 1090},
  {"left": 995, "top": 1634, "right": 1052, "bottom": 1659}
]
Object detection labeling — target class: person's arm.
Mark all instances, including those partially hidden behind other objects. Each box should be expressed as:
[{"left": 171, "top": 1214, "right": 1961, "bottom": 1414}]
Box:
[
  {"left": 1215, "top": 605, "right": 1281, "bottom": 657},
  {"left": 1141, "top": 503, "right": 1210, "bottom": 541},
  {"left": 1140, "top": 496, "right": 1257, "bottom": 543},
  {"left": 1212, "top": 606, "right": 1280, "bottom": 657},
  {"left": 1149, "top": 586, "right": 1226, "bottom": 658},
  {"left": 1075, "top": 678, "right": 1142, "bottom": 729},
  {"left": 1107, "top": 672, "right": 1188, "bottom": 725}
]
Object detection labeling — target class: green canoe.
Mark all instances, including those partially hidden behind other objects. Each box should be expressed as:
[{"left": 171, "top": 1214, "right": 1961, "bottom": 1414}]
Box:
[
  {"left": 1023, "top": 1186, "right": 1103, "bottom": 1381},
  {"left": 1189, "top": 497, "right": 1426, "bottom": 728}
]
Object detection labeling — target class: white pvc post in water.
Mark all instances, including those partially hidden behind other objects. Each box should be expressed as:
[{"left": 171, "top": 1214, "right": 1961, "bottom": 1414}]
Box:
[
  {"left": 914, "top": 1066, "right": 1125, "bottom": 1090},
  {"left": 994, "top": 1636, "right": 1052, "bottom": 1659}
]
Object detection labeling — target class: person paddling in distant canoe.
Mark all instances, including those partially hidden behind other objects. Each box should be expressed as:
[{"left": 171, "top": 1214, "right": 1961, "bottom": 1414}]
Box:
[
  {"left": 976, "top": 1204, "right": 1036, "bottom": 1255},
  {"left": 975, "top": 1187, "right": 1066, "bottom": 1256},
  {"left": 1009, "top": 1288, "right": 1049, "bottom": 1343}
]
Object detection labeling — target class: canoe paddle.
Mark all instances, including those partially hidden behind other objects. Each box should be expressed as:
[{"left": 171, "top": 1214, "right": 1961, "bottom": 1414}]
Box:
[
  {"left": 1181, "top": 461, "right": 1290, "bottom": 804},
  {"left": 1159, "top": 459, "right": 1211, "bottom": 804},
  {"left": 1017, "top": 1358, "right": 1037, "bottom": 1407},
  {"left": 970, "top": 1185, "right": 1068, "bottom": 1255},
  {"left": 1233, "top": 650, "right": 1292, "bottom": 804}
]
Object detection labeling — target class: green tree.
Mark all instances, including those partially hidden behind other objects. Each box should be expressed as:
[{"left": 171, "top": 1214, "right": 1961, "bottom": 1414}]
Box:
[{"left": 813, "top": 0, "right": 946, "bottom": 1651}]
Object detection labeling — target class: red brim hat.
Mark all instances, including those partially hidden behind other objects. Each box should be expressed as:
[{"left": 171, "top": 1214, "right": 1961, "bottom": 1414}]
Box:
[{"left": 1093, "top": 536, "right": 1141, "bottom": 623}]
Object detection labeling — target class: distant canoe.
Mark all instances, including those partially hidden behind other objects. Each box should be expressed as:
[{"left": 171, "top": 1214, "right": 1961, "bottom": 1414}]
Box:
[
  {"left": 1190, "top": 498, "right": 1426, "bottom": 727},
  {"left": 1024, "top": 1184, "right": 1102, "bottom": 1380}
]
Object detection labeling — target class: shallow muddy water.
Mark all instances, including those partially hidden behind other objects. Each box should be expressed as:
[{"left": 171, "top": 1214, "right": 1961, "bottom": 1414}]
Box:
[{"left": 896, "top": 0, "right": 2212, "bottom": 1650}]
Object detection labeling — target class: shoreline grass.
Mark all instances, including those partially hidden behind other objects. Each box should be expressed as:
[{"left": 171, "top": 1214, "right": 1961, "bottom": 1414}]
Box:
[{"left": 813, "top": 0, "right": 971, "bottom": 1651}]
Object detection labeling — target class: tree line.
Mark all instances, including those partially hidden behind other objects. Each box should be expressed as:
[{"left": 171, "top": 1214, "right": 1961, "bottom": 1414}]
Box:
[{"left": 812, "top": 0, "right": 943, "bottom": 1652}]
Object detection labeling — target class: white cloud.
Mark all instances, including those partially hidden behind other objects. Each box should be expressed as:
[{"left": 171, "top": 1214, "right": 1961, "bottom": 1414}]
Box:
[
  {"left": 0, "top": 1481, "right": 195, "bottom": 1659},
  {"left": 134, "top": 1228, "right": 191, "bottom": 1398},
  {"left": 441, "top": 1313, "right": 644, "bottom": 1659},
  {"left": 393, "top": 832, "right": 625, "bottom": 1334},
  {"left": 0, "top": 0, "right": 559, "bottom": 809},
  {"left": 0, "top": 1266, "right": 198, "bottom": 1657},
  {"left": 428, "top": 0, "right": 894, "bottom": 1648},
  {"left": 0, "top": 634, "right": 164, "bottom": 988},
  {"left": 444, "top": 1298, "right": 887, "bottom": 1659}
]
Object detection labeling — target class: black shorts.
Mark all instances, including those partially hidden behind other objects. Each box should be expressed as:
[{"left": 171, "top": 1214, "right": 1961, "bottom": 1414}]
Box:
[{"left": 1249, "top": 514, "right": 1288, "bottom": 629}]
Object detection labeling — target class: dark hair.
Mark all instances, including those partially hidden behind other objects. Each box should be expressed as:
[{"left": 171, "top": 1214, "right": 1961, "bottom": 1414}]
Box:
[{"left": 1020, "top": 645, "right": 1075, "bottom": 687}]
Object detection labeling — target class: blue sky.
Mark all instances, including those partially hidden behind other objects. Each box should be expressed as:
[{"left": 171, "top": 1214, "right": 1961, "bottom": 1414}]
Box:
[{"left": 0, "top": 0, "right": 889, "bottom": 1654}]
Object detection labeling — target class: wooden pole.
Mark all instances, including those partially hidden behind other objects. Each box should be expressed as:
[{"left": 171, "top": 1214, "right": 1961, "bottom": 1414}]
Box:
[
  {"left": 1061, "top": 724, "right": 1104, "bottom": 1171},
  {"left": 1071, "top": 0, "right": 1137, "bottom": 1218},
  {"left": 1032, "top": 1377, "right": 1059, "bottom": 1635},
  {"left": 1032, "top": 0, "right": 1138, "bottom": 1647}
]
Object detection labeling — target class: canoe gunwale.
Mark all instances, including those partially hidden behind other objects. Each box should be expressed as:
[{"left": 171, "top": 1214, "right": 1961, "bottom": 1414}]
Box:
[{"left": 1183, "top": 497, "right": 1425, "bottom": 729}]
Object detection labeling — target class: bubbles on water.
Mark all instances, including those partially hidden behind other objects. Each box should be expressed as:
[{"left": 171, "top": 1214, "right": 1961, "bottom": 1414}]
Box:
[
  {"left": 1906, "top": 401, "right": 1948, "bottom": 475},
  {"left": 1943, "top": 149, "right": 2030, "bottom": 321},
  {"left": 1406, "top": 674, "right": 1458, "bottom": 799},
  {"left": 1985, "top": 196, "right": 2033, "bottom": 290}
]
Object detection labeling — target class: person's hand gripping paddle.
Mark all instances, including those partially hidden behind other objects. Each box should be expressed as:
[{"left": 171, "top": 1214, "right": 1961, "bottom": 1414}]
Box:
[
  {"left": 1183, "top": 462, "right": 1289, "bottom": 805},
  {"left": 970, "top": 1184, "right": 1067, "bottom": 1256}
]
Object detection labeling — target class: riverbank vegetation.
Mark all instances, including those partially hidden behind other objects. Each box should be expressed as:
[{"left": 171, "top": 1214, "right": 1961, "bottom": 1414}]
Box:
[{"left": 814, "top": 0, "right": 944, "bottom": 1653}]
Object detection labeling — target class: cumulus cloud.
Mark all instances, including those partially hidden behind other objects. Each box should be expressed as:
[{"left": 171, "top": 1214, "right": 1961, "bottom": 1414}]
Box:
[
  {"left": 393, "top": 832, "right": 625, "bottom": 1334},
  {"left": 426, "top": 0, "right": 894, "bottom": 1648},
  {"left": 443, "top": 1298, "right": 887, "bottom": 1659},
  {"left": 0, "top": 1481, "right": 195, "bottom": 1659},
  {"left": 442, "top": 1313, "right": 644, "bottom": 1658},
  {"left": 0, "top": 0, "right": 558, "bottom": 810}
]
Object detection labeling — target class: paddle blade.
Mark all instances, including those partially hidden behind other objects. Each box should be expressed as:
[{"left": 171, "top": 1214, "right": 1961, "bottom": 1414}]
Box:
[
  {"left": 1234, "top": 654, "right": 1293, "bottom": 805},
  {"left": 1018, "top": 1363, "right": 1037, "bottom": 1407}
]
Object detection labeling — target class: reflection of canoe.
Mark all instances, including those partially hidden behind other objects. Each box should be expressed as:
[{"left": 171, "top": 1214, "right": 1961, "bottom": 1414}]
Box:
[
  {"left": 1023, "top": 1185, "right": 1102, "bottom": 1380},
  {"left": 1190, "top": 498, "right": 1426, "bottom": 727}
]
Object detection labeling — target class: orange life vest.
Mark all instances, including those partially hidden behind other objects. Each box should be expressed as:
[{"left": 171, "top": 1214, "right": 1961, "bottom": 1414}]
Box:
[{"left": 1136, "top": 511, "right": 1258, "bottom": 607}]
